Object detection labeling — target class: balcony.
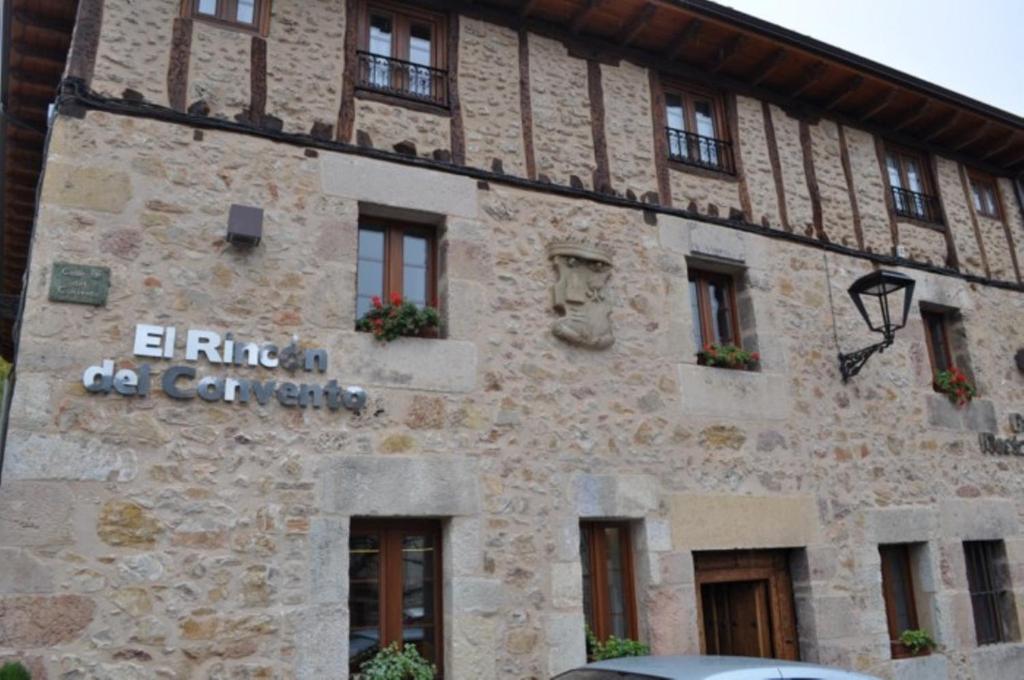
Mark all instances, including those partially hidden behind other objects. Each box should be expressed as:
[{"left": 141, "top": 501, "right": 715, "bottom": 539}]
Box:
[
  {"left": 891, "top": 186, "right": 943, "bottom": 225},
  {"left": 356, "top": 51, "right": 449, "bottom": 108},
  {"left": 666, "top": 128, "right": 735, "bottom": 175}
]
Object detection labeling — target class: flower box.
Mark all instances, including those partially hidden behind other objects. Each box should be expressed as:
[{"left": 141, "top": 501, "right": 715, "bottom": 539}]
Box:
[
  {"left": 356, "top": 293, "right": 440, "bottom": 342},
  {"left": 696, "top": 343, "right": 759, "bottom": 371},
  {"left": 934, "top": 367, "right": 976, "bottom": 407}
]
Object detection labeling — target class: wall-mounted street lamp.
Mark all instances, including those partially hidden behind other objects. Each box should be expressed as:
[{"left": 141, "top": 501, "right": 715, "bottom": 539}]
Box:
[{"left": 838, "top": 269, "right": 916, "bottom": 382}]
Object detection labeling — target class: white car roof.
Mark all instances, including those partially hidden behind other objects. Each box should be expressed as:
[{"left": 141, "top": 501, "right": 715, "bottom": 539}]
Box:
[{"left": 573, "top": 655, "right": 879, "bottom": 679}]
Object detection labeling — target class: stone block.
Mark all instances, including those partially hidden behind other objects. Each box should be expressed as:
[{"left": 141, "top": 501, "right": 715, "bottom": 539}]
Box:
[
  {"left": 318, "top": 456, "right": 480, "bottom": 516},
  {"left": 42, "top": 162, "right": 132, "bottom": 213},
  {"left": 866, "top": 506, "right": 938, "bottom": 544},
  {"left": 446, "top": 516, "right": 484, "bottom": 577},
  {"left": 670, "top": 494, "right": 820, "bottom": 550},
  {"left": 550, "top": 562, "right": 582, "bottom": 610},
  {"left": 572, "top": 474, "right": 658, "bottom": 518},
  {"left": 320, "top": 152, "right": 478, "bottom": 219},
  {"left": 0, "top": 482, "right": 73, "bottom": 547},
  {"left": 926, "top": 394, "right": 996, "bottom": 433},
  {"left": 3, "top": 432, "right": 138, "bottom": 482},
  {"left": 940, "top": 498, "right": 1019, "bottom": 540},
  {"left": 309, "top": 516, "right": 348, "bottom": 605},
  {"left": 336, "top": 333, "right": 478, "bottom": 393},
  {"left": 969, "top": 642, "right": 1024, "bottom": 678},
  {"left": 643, "top": 518, "right": 673, "bottom": 553},
  {"left": 97, "top": 500, "right": 162, "bottom": 547},
  {"left": 0, "top": 548, "right": 55, "bottom": 594},
  {"left": 293, "top": 603, "right": 348, "bottom": 680},
  {"left": 658, "top": 552, "right": 695, "bottom": 586},
  {"left": 449, "top": 577, "right": 504, "bottom": 616},
  {"left": 447, "top": 613, "right": 497, "bottom": 680},
  {"left": 811, "top": 595, "right": 861, "bottom": 640},
  {"left": 891, "top": 653, "right": 949, "bottom": 680},
  {"left": 546, "top": 612, "right": 586, "bottom": 678},
  {"left": 677, "top": 364, "right": 791, "bottom": 421},
  {"left": 644, "top": 584, "right": 698, "bottom": 655},
  {"left": 0, "top": 594, "right": 95, "bottom": 646}
]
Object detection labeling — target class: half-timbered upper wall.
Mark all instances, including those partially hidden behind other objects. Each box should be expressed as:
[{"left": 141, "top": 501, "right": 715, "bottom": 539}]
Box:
[{"left": 76, "top": 0, "right": 1024, "bottom": 288}]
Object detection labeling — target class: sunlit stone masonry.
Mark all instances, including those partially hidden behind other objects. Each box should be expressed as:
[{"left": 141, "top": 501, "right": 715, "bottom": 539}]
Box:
[{"left": 1, "top": 1, "right": 1024, "bottom": 679}]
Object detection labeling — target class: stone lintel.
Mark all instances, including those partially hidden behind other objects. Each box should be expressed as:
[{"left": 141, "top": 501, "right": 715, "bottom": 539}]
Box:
[{"left": 670, "top": 494, "right": 819, "bottom": 551}]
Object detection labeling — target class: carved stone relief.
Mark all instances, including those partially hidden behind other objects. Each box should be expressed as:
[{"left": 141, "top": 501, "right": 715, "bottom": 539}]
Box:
[{"left": 547, "top": 240, "right": 614, "bottom": 349}]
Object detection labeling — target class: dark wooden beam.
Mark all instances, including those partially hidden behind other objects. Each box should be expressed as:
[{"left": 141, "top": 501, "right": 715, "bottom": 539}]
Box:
[
  {"left": 859, "top": 87, "right": 897, "bottom": 121},
  {"left": 982, "top": 133, "right": 1016, "bottom": 160},
  {"left": 1001, "top": 148, "right": 1024, "bottom": 168},
  {"left": 748, "top": 48, "right": 786, "bottom": 86},
  {"left": 923, "top": 111, "right": 961, "bottom": 142},
  {"left": 708, "top": 34, "right": 745, "bottom": 74},
  {"left": 617, "top": 3, "right": 656, "bottom": 46},
  {"left": 894, "top": 98, "right": 931, "bottom": 132},
  {"left": 822, "top": 75, "right": 863, "bottom": 110},
  {"left": 952, "top": 121, "right": 991, "bottom": 152},
  {"left": 11, "top": 10, "right": 75, "bottom": 39},
  {"left": 790, "top": 62, "right": 826, "bottom": 98},
  {"left": 569, "top": 0, "right": 602, "bottom": 35},
  {"left": 519, "top": 0, "right": 541, "bottom": 18},
  {"left": 663, "top": 19, "right": 703, "bottom": 61}
]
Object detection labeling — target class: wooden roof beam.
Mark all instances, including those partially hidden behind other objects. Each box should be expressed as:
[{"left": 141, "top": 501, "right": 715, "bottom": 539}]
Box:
[
  {"left": 981, "top": 133, "right": 1016, "bottom": 160},
  {"left": 748, "top": 48, "right": 786, "bottom": 86},
  {"left": 790, "top": 62, "right": 826, "bottom": 98},
  {"left": 894, "top": 98, "right": 932, "bottom": 132},
  {"left": 708, "top": 34, "right": 745, "bottom": 74},
  {"left": 859, "top": 88, "right": 898, "bottom": 121},
  {"left": 569, "top": 0, "right": 602, "bottom": 35},
  {"left": 822, "top": 75, "right": 863, "bottom": 111},
  {"left": 11, "top": 10, "right": 75, "bottom": 39},
  {"left": 518, "top": 0, "right": 541, "bottom": 18},
  {"left": 617, "top": 3, "right": 656, "bottom": 46},
  {"left": 663, "top": 19, "right": 704, "bottom": 61},
  {"left": 952, "top": 121, "right": 991, "bottom": 152},
  {"left": 923, "top": 111, "right": 961, "bottom": 142}
]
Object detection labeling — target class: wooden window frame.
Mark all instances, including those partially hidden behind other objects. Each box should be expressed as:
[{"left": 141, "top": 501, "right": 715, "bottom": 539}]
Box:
[
  {"left": 921, "top": 309, "right": 954, "bottom": 378},
  {"left": 964, "top": 540, "right": 1019, "bottom": 646},
  {"left": 885, "top": 144, "right": 937, "bottom": 197},
  {"left": 355, "top": 0, "right": 450, "bottom": 111},
  {"left": 689, "top": 268, "right": 741, "bottom": 350},
  {"left": 356, "top": 218, "right": 439, "bottom": 319},
  {"left": 693, "top": 550, "right": 801, "bottom": 661},
  {"left": 181, "top": 0, "right": 271, "bottom": 35},
  {"left": 580, "top": 521, "right": 639, "bottom": 644},
  {"left": 967, "top": 169, "right": 1004, "bottom": 220},
  {"left": 349, "top": 519, "right": 444, "bottom": 674},
  {"left": 659, "top": 81, "right": 734, "bottom": 176},
  {"left": 662, "top": 82, "right": 728, "bottom": 143},
  {"left": 879, "top": 544, "right": 924, "bottom": 659}
]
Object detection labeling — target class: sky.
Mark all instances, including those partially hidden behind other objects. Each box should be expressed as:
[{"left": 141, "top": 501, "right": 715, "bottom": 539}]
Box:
[{"left": 719, "top": 0, "right": 1024, "bottom": 117}]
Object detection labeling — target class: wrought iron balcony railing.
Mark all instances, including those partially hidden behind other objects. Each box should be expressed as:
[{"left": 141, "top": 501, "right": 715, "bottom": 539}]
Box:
[
  {"left": 891, "top": 186, "right": 942, "bottom": 224},
  {"left": 357, "top": 51, "right": 448, "bottom": 107},
  {"left": 666, "top": 127, "right": 735, "bottom": 174}
]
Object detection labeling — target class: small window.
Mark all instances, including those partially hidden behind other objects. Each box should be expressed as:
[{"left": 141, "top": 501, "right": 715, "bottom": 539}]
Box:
[
  {"left": 349, "top": 519, "right": 443, "bottom": 673},
  {"left": 663, "top": 84, "right": 733, "bottom": 174},
  {"left": 184, "top": 0, "right": 268, "bottom": 33},
  {"left": 880, "top": 544, "right": 924, "bottom": 658},
  {"left": 964, "top": 540, "right": 1020, "bottom": 645},
  {"left": 357, "top": 0, "right": 448, "bottom": 106},
  {"left": 580, "top": 522, "right": 638, "bottom": 646},
  {"left": 689, "top": 269, "right": 740, "bottom": 350},
  {"left": 921, "top": 309, "right": 954, "bottom": 376},
  {"left": 969, "top": 171, "right": 1002, "bottom": 219},
  {"left": 356, "top": 219, "right": 437, "bottom": 321},
  {"left": 885, "top": 146, "right": 941, "bottom": 223}
]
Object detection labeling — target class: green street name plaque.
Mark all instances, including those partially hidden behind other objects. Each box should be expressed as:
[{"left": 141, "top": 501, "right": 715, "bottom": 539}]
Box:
[{"left": 49, "top": 262, "right": 110, "bottom": 306}]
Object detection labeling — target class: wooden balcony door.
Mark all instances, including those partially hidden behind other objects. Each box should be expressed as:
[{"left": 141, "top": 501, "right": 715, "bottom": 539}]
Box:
[{"left": 695, "top": 550, "right": 800, "bottom": 661}]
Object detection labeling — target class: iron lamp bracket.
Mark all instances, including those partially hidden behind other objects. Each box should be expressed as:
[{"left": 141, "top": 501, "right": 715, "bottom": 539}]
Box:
[{"left": 838, "top": 336, "right": 894, "bottom": 383}]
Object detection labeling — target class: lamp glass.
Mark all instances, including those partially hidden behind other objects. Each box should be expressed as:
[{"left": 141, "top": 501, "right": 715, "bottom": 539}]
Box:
[{"left": 847, "top": 270, "right": 915, "bottom": 338}]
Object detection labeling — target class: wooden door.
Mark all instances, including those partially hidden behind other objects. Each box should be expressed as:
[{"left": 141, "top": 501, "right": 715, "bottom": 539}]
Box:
[{"left": 694, "top": 550, "right": 800, "bottom": 660}]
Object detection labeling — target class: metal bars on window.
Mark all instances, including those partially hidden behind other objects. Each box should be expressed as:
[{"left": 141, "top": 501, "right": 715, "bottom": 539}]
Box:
[
  {"left": 890, "top": 186, "right": 942, "bottom": 224},
  {"left": 964, "top": 540, "right": 1019, "bottom": 645},
  {"left": 666, "top": 127, "right": 735, "bottom": 174},
  {"left": 357, "top": 51, "right": 448, "bottom": 106}
]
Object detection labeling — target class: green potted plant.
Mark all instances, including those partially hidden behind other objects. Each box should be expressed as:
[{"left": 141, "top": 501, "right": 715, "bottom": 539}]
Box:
[
  {"left": 356, "top": 293, "right": 440, "bottom": 342},
  {"left": 356, "top": 642, "right": 436, "bottom": 680},
  {"left": 0, "top": 662, "right": 32, "bottom": 680},
  {"left": 898, "top": 628, "right": 936, "bottom": 656},
  {"left": 585, "top": 626, "right": 650, "bottom": 662},
  {"left": 696, "top": 343, "right": 759, "bottom": 370},
  {"left": 934, "top": 367, "right": 976, "bottom": 407}
]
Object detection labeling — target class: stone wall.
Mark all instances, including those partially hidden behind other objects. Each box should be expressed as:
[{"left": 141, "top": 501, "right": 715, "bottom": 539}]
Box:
[
  {"left": 2, "top": 110, "right": 1024, "bottom": 679},
  {"left": 67, "top": 1, "right": 1024, "bottom": 287}
]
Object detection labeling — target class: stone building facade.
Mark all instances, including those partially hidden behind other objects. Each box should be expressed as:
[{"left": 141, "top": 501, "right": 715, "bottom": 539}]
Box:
[{"left": 1, "top": 1, "right": 1024, "bottom": 679}]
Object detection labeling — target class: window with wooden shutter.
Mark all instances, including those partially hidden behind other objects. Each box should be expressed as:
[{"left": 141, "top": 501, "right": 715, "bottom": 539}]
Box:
[{"left": 580, "top": 522, "right": 639, "bottom": 646}]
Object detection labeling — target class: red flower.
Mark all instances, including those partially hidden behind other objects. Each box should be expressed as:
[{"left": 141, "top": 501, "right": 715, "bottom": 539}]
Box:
[
  {"left": 751, "top": 352, "right": 760, "bottom": 361},
  {"left": 371, "top": 296, "right": 383, "bottom": 310},
  {"left": 390, "top": 292, "right": 403, "bottom": 306}
]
